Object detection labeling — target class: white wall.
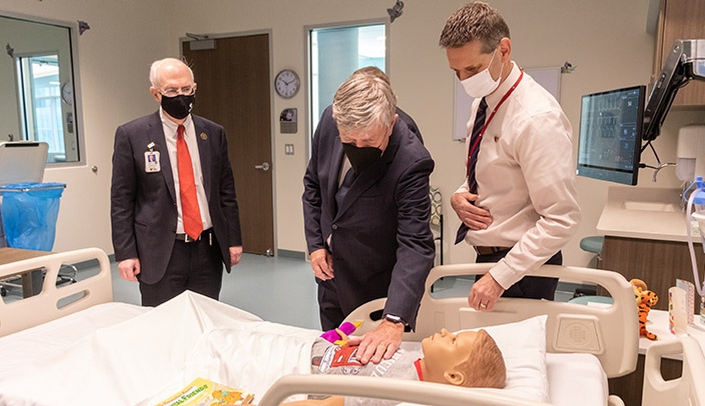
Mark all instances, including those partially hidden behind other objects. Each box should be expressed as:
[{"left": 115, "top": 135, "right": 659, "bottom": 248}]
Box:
[{"left": 1, "top": 0, "right": 702, "bottom": 268}]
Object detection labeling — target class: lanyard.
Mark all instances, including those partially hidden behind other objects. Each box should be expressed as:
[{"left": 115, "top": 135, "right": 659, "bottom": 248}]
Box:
[{"left": 466, "top": 70, "right": 524, "bottom": 177}]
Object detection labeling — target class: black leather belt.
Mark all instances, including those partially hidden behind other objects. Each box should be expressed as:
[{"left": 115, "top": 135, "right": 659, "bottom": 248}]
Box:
[
  {"left": 474, "top": 246, "right": 512, "bottom": 255},
  {"left": 175, "top": 228, "right": 213, "bottom": 243}
]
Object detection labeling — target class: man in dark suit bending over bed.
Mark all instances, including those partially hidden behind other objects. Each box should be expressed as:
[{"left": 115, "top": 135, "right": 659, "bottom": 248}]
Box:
[
  {"left": 303, "top": 69, "right": 435, "bottom": 365},
  {"left": 111, "top": 57, "right": 243, "bottom": 307}
]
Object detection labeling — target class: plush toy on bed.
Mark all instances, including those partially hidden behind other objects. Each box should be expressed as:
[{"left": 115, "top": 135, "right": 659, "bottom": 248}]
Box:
[{"left": 630, "top": 278, "right": 658, "bottom": 340}]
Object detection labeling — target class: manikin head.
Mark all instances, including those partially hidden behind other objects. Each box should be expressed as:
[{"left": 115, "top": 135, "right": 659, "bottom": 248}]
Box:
[{"left": 420, "top": 328, "right": 506, "bottom": 389}]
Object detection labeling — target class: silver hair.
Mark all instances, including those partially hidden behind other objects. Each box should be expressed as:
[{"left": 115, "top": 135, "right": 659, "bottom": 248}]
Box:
[
  {"left": 332, "top": 72, "right": 397, "bottom": 134},
  {"left": 439, "top": 1, "right": 510, "bottom": 53},
  {"left": 148, "top": 57, "right": 194, "bottom": 88}
]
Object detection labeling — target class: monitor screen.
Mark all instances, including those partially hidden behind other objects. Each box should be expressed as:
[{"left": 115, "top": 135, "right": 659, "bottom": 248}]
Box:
[{"left": 576, "top": 85, "right": 645, "bottom": 185}]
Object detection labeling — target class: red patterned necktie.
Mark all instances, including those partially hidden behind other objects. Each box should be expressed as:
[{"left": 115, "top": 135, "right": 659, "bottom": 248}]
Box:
[{"left": 176, "top": 124, "right": 203, "bottom": 240}]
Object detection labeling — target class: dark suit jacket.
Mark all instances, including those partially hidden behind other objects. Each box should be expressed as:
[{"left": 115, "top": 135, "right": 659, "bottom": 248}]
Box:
[
  {"left": 302, "top": 106, "right": 435, "bottom": 328},
  {"left": 111, "top": 112, "right": 242, "bottom": 284}
]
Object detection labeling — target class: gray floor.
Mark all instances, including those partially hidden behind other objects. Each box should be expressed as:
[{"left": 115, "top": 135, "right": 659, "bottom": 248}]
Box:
[{"left": 110, "top": 253, "right": 322, "bottom": 329}]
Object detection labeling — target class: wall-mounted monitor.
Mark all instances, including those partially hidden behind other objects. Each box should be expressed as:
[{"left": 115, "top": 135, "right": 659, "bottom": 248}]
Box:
[{"left": 576, "top": 85, "right": 645, "bottom": 185}]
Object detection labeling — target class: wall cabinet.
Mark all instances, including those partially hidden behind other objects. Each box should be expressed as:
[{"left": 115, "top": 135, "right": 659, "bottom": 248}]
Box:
[{"left": 655, "top": 0, "right": 705, "bottom": 106}]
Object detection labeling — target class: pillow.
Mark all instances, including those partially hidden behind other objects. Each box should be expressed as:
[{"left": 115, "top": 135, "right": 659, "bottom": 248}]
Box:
[{"left": 462, "top": 315, "right": 550, "bottom": 403}]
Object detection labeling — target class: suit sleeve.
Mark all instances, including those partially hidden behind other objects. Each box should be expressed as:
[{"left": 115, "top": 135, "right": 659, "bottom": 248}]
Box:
[
  {"left": 302, "top": 115, "right": 326, "bottom": 254},
  {"left": 110, "top": 125, "right": 138, "bottom": 261},
  {"left": 384, "top": 156, "right": 436, "bottom": 329},
  {"left": 216, "top": 127, "right": 242, "bottom": 247}
]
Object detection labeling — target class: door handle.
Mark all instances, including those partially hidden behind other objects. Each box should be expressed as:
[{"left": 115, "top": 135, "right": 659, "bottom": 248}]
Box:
[{"left": 255, "top": 162, "right": 270, "bottom": 171}]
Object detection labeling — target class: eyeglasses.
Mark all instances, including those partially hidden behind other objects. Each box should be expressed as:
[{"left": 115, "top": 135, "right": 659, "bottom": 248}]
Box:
[{"left": 160, "top": 85, "right": 195, "bottom": 97}]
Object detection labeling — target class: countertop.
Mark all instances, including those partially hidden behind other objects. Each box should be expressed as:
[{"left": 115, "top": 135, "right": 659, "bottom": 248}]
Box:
[{"left": 596, "top": 186, "right": 695, "bottom": 242}]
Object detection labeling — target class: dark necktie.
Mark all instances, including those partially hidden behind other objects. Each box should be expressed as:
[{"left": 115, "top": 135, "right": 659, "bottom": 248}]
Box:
[
  {"left": 455, "top": 98, "right": 488, "bottom": 244},
  {"left": 176, "top": 124, "right": 203, "bottom": 240},
  {"left": 335, "top": 167, "right": 356, "bottom": 212}
]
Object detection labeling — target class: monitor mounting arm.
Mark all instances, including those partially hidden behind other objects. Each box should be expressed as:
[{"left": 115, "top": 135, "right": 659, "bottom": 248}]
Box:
[{"left": 643, "top": 39, "right": 705, "bottom": 141}]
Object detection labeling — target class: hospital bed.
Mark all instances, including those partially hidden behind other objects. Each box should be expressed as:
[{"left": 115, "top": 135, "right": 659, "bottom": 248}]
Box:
[{"left": 0, "top": 248, "right": 701, "bottom": 406}]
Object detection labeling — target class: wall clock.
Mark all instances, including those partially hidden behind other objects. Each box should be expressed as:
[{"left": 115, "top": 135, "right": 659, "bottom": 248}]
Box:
[
  {"left": 274, "top": 69, "right": 300, "bottom": 99},
  {"left": 61, "top": 82, "right": 73, "bottom": 105}
]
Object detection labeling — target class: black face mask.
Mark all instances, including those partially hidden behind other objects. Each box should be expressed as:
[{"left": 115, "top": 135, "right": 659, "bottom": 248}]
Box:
[
  {"left": 161, "top": 93, "right": 195, "bottom": 120},
  {"left": 342, "top": 142, "right": 383, "bottom": 174}
]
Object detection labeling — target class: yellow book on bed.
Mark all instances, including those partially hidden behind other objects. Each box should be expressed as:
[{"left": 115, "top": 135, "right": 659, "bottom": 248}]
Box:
[{"left": 154, "top": 377, "right": 254, "bottom": 406}]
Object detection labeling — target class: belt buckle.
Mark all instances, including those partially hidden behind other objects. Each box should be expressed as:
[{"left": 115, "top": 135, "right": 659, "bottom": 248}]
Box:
[{"left": 184, "top": 233, "right": 200, "bottom": 243}]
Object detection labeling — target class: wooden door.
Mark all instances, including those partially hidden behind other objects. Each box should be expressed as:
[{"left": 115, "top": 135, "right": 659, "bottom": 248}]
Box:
[{"left": 183, "top": 34, "right": 274, "bottom": 255}]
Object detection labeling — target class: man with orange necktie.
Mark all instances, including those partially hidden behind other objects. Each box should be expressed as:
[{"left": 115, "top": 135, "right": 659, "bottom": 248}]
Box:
[
  {"left": 440, "top": 2, "right": 581, "bottom": 312},
  {"left": 111, "top": 57, "right": 242, "bottom": 306}
]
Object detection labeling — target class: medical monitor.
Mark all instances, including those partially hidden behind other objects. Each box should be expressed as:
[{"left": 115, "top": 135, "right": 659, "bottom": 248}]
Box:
[{"left": 576, "top": 85, "right": 645, "bottom": 185}]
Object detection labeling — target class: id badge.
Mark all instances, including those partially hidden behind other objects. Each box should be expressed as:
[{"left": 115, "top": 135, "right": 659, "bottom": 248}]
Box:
[{"left": 145, "top": 151, "right": 161, "bottom": 173}]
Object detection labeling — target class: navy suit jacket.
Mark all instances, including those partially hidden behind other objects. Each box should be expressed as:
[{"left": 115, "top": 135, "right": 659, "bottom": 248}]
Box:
[
  {"left": 111, "top": 112, "right": 241, "bottom": 284},
  {"left": 302, "top": 106, "right": 435, "bottom": 328}
]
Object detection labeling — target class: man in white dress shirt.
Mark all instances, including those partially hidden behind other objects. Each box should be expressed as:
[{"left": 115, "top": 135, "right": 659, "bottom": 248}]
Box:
[{"left": 439, "top": 1, "right": 581, "bottom": 312}]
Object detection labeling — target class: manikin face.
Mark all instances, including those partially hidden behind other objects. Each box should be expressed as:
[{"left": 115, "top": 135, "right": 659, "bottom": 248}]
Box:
[{"left": 421, "top": 328, "right": 479, "bottom": 383}]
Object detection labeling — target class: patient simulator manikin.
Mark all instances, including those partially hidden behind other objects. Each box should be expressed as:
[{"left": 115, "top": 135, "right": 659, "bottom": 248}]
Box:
[{"left": 279, "top": 329, "right": 507, "bottom": 406}]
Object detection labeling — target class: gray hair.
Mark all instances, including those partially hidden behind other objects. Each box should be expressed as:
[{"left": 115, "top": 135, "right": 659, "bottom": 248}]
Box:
[
  {"left": 332, "top": 72, "right": 397, "bottom": 134},
  {"left": 352, "top": 66, "right": 391, "bottom": 85},
  {"left": 439, "top": 1, "right": 510, "bottom": 53},
  {"left": 148, "top": 58, "right": 194, "bottom": 88}
]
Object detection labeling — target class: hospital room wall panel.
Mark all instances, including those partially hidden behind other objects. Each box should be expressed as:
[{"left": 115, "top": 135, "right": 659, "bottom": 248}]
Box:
[{"left": 1, "top": 0, "right": 695, "bottom": 271}]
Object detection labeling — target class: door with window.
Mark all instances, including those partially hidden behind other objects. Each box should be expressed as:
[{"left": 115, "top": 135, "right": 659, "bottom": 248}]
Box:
[
  {"left": 308, "top": 22, "right": 387, "bottom": 139},
  {"left": 183, "top": 34, "right": 274, "bottom": 256}
]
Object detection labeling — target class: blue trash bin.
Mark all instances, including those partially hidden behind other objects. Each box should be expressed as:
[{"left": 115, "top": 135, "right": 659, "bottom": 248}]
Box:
[{"left": 0, "top": 182, "right": 66, "bottom": 251}]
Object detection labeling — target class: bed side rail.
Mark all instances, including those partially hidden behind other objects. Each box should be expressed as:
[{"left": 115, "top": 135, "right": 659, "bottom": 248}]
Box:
[
  {"left": 642, "top": 336, "right": 705, "bottom": 406},
  {"left": 0, "top": 247, "right": 113, "bottom": 337},
  {"left": 258, "top": 374, "right": 552, "bottom": 406}
]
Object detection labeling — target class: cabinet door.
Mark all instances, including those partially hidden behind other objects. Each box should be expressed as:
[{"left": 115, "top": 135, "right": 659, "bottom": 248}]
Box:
[{"left": 657, "top": 0, "right": 705, "bottom": 106}]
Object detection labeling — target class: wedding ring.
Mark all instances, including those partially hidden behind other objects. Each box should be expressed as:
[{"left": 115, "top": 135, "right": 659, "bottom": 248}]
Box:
[{"left": 480, "top": 303, "right": 487, "bottom": 308}]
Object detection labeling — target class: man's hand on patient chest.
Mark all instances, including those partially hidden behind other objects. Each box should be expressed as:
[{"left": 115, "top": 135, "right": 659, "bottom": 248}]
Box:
[{"left": 346, "top": 320, "right": 403, "bottom": 365}]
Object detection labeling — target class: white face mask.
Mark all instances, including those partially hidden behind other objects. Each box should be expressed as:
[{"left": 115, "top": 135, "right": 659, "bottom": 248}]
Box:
[{"left": 460, "top": 48, "right": 503, "bottom": 99}]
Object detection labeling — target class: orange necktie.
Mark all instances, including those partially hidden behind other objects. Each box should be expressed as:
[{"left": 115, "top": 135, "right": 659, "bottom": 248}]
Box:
[{"left": 176, "top": 124, "right": 203, "bottom": 240}]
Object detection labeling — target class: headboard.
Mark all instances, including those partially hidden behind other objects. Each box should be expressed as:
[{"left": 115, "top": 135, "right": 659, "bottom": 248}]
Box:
[{"left": 346, "top": 263, "right": 639, "bottom": 378}]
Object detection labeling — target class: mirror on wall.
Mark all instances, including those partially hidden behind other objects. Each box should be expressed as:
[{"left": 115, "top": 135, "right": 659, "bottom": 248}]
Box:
[{"left": 0, "top": 13, "right": 82, "bottom": 164}]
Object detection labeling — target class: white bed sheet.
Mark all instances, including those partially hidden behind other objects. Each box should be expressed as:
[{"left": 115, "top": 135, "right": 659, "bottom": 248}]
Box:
[
  {"left": 0, "top": 292, "right": 608, "bottom": 406},
  {"left": 0, "top": 301, "right": 150, "bottom": 380}
]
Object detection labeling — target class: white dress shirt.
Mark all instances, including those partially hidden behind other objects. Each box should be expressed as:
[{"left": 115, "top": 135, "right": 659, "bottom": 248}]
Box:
[
  {"left": 160, "top": 110, "right": 213, "bottom": 234},
  {"left": 456, "top": 62, "right": 581, "bottom": 289}
]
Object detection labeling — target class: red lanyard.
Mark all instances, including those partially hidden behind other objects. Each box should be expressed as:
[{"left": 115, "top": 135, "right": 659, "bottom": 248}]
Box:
[{"left": 466, "top": 70, "right": 524, "bottom": 177}]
